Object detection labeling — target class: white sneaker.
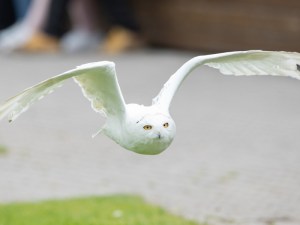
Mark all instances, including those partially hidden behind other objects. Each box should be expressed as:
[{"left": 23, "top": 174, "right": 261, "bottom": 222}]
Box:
[
  {"left": 60, "top": 29, "right": 102, "bottom": 53},
  {"left": 0, "top": 22, "right": 32, "bottom": 53}
]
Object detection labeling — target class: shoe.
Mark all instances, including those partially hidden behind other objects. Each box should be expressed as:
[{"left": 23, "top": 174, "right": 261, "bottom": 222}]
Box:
[
  {"left": 102, "top": 26, "right": 145, "bottom": 54},
  {"left": 0, "top": 22, "right": 32, "bottom": 53},
  {"left": 21, "top": 32, "right": 59, "bottom": 52},
  {"left": 60, "top": 29, "right": 102, "bottom": 53}
]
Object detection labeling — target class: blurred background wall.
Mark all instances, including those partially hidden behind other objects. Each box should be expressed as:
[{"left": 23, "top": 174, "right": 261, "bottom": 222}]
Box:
[{"left": 131, "top": 0, "right": 300, "bottom": 52}]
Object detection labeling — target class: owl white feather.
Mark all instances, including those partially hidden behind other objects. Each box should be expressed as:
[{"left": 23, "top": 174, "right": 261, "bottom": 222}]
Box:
[{"left": 0, "top": 50, "right": 300, "bottom": 154}]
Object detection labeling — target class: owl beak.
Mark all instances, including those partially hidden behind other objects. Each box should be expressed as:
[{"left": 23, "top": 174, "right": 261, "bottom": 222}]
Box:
[{"left": 157, "top": 132, "right": 162, "bottom": 139}]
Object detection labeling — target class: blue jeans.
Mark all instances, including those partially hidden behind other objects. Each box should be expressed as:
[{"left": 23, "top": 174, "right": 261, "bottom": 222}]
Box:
[{"left": 13, "top": 0, "right": 32, "bottom": 20}]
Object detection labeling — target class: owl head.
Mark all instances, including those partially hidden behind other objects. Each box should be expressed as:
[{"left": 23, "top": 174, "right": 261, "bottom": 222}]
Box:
[{"left": 123, "top": 104, "right": 176, "bottom": 155}]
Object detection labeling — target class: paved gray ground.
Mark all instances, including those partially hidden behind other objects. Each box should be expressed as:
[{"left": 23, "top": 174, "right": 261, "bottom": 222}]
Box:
[{"left": 0, "top": 49, "right": 299, "bottom": 225}]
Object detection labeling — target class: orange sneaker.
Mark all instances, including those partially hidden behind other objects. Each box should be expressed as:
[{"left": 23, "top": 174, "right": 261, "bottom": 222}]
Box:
[
  {"left": 21, "top": 32, "right": 59, "bottom": 53},
  {"left": 102, "top": 26, "right": 145, "bottom": 54}
]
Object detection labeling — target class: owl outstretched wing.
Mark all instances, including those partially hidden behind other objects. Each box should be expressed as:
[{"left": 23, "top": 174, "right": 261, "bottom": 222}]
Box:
[
  {"left": 153, "top": 50, "right": 300, "bottom": 111},
  {"left": 0, "top": 61, "right": 126, "bottom": 122}
]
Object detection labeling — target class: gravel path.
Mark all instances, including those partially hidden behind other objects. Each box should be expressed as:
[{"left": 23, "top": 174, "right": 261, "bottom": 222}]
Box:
[{"left": 0, "top": 50, "right": 299, "bottom": 225}]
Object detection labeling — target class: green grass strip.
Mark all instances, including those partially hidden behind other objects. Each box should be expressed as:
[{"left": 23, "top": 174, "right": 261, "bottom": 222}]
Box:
[{"left": 0, "top": 195, "right": 199, "bottom": 225}]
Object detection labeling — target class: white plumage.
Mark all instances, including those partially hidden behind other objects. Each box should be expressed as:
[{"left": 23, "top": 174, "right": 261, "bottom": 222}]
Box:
[{"left": 0, "top": 50, "right": 299, "bottom": 154}]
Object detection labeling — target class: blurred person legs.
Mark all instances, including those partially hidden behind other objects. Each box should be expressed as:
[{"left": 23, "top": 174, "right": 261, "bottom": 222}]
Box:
[
  {"left": 0, "top": 0, "right": 22, "bottom": 51},
  {"left": 0, "top": 0, "right": 50, "bottom": 52},
  {"left": 22, "top": 0, "right": 70, "bottom": 52},
  {"left": 13, "top": 0, "right": 32, "bottom": 20},
  {"left": 0, "top": 0, "right": 31, "bottom": 30},
  {"left": 0, "top": 0, "right": 16, "bottom": 30},
  {"left": 61, "top": 0, "right": 103, "bottom": 53},
  {"left": 100, "top": 0, "right": 144, "bottom": 54}
]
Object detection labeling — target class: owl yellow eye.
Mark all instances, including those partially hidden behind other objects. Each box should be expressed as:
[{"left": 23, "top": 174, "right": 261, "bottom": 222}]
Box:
[
  {"left": 163, "top": 123, "right": 169, "bottom": 128},
  {"left": 143, "top": 125, "right": 153, "bottom": 130}
]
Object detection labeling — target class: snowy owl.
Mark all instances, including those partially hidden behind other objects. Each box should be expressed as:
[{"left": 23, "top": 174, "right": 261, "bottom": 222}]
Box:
[{"left": 0, "top": 50, "right": 300, "bottom": 155}]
